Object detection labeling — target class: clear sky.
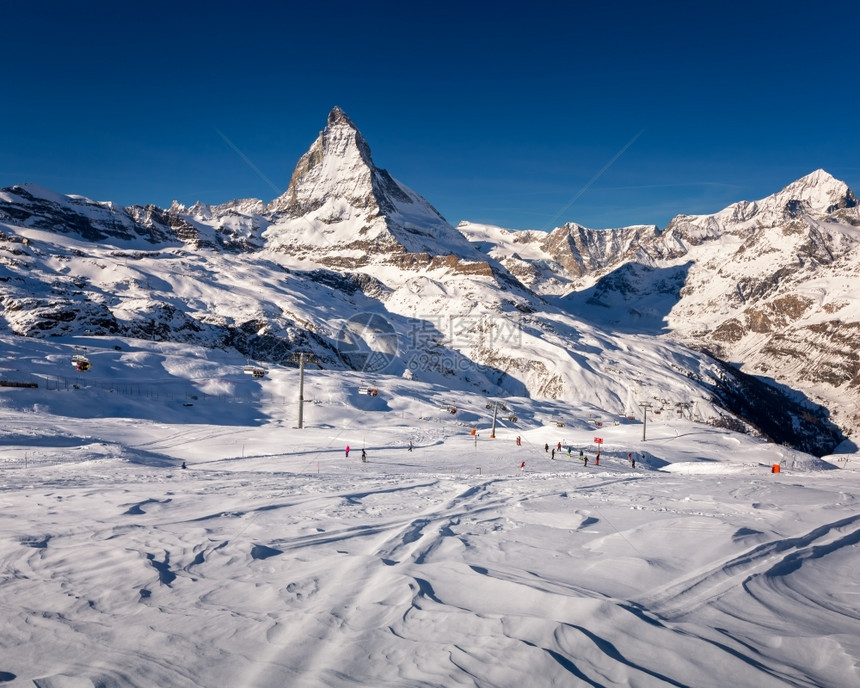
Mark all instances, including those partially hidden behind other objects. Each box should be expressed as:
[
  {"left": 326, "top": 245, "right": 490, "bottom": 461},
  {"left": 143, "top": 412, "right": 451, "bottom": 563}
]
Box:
[{"left": 2, "top": 1, "right": 858, "bottom": 231}]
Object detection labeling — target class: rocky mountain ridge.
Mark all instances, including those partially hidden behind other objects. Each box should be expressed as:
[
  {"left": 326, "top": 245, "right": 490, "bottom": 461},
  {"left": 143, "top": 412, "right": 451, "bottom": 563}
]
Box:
[
  {"left": 0, "top": 109, "right": 853, "bottom": 453},
  {"left": 463, "top": 170, "right": 860, "bottom": 439}
]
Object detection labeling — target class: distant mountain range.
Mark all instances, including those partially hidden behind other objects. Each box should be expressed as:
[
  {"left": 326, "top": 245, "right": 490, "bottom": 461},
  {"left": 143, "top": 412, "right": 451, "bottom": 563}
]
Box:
[
  {"left": 461, "top": 168, "right": 860, "bottom": 440},
  {"left": 0, "top": 107, "right": 855, "bottom": 454}
]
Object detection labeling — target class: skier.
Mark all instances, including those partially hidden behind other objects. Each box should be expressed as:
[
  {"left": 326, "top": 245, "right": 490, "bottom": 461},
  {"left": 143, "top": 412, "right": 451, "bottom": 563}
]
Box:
[
  {"left": 584, "top": 454, "right": 589, "bottom": 467},
  {"left": 181, "top": 461, "right": 186, "bottom": 470},
  {"left": 557, "top": 441, "right": 562, "bottom": 451},
  {"left": 345, "top": 445, "right": 350, "bottom": 458},
  {"left": 567, "top": 447, "right": 572, "bottom": 458},
  {"left": 579, "top": 449, "right": 584, "bottom": 463},
  {"left": 545, "top": 443, "right": 549, "bottom": 453},
  {"left": 516, "top": 436, "right": 522, "bottom": 446},
  {"left": 408, "top": 440, "right": 413, "bottom": 452},
  {"left": 551, "top": 448, "right": 556, "bottom": 460},
  {"left": 520, "top": 461, "right": 526, "bottom": 472},
  {"left": 629, "top": 452, "right": 636, "bottom": 469},
  {"left": 361, "top": 448, "right": 367, "bottom": 463}
]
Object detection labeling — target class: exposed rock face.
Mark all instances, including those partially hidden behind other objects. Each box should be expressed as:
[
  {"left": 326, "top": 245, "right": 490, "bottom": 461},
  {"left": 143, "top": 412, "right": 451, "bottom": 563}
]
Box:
[
  {"left": 0, "top": 110, "right": 855, "bottom": 453},
  {"left": 468, "top": 170, "right": 860, "bottom": 440},
  {"left": 0, "top": 185, "right": 163, "bottom": 244},
  {"left": 540, "top": 223, "right": 659, "bottom": 277},
  {"left": 264, "top": 106, "right": 479, "bottom": 264},
  {"left": 0, "top": 184, "right": 267, "bottom": 252}
]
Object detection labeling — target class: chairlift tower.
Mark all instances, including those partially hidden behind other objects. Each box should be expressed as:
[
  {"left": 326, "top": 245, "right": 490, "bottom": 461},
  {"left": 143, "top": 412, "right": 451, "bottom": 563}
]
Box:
[
  {"left": 290, "top": 352, "right": 319, "bottom": 429},
  {"left": 487, "top": 400, "right": 506, "bottom": 439},
  {"left": 638, "top": 401, "right": 653, "bottom": 441}
]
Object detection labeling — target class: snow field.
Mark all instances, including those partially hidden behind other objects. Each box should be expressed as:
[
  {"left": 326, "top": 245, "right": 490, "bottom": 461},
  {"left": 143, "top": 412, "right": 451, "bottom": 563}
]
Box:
[{"left": 0, "top": 335, "right": 857, "bottom": 687}]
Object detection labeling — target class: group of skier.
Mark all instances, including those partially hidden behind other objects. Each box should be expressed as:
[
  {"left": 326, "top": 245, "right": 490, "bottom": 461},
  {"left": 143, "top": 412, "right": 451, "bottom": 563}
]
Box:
[
  {"left": 535, "top": 440, "right": 637, "bottom": 470},
  {"left": 344, "top": 437, "right": 639, "bottom": 471},
  {"left": 345, "top": 445, "right": 368, "bottom": 462}
]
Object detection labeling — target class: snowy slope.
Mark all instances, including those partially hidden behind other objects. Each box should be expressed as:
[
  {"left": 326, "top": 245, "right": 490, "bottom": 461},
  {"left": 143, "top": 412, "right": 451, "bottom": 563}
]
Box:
[
  {"left": 466, "top": 171, "right": 860, "bottom": 441},
  {"left": 0, "top": 112, "right": 854, "bottom": 455},
  {"left": 0, "top": 336, "right": 857, "bottom": 687},
  {"left": 0, "top": 214, "right": 730, "bottom": 427},
  {"left": 5, "top": 203, "right": 847, "bottom": 454},
  {"left": 1, "top": 110, "right": 859, "bottom": 685}
]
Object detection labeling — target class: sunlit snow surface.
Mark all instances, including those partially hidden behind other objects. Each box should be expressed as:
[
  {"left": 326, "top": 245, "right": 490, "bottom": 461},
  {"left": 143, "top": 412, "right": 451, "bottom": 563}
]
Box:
[{"left": 1, "top": 338, "right": 858, "bottom": 688}]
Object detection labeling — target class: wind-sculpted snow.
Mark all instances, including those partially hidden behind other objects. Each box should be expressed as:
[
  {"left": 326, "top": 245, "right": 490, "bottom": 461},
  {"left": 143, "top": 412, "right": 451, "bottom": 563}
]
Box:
[{"left": 0, "top": 368, "right": 857, "bottom": 687}]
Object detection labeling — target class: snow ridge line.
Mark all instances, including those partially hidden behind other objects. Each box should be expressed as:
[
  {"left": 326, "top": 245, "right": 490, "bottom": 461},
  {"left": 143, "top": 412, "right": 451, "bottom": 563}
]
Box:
[{"left": 637, "top": 513, "right": 860, "bottom": 619}]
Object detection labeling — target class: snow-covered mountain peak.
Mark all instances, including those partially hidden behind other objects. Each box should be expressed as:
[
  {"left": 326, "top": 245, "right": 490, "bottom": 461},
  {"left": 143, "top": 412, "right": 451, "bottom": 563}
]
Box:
[
  {"left": 658, "top": 170, "right": 860, "bottom": 253},
  {"left": 773, "top": 168, "right": 857, "bottom": 215},
  {"left": 263, "top": 108, "right": 480, "bottom": 263},
  {"left": 267, "top": 107, "right": 376, "bottom": 218},
  {"left": 733, "top": 168, "right": 857, "bottom": 219},
  {"left": 674, "top": 169, "right": 857, "bottom": 233},
  {"left": 326, "top": 104, "right": 358, "bottom": 128}
]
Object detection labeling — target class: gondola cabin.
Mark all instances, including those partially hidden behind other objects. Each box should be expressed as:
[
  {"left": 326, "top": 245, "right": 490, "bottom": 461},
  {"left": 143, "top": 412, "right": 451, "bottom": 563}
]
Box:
[
  {"left": 71, "top": 347, "right": 91, "bottom": 372},
  {"left": 243, "top": 364, "right": 268, "bottom": 379}
]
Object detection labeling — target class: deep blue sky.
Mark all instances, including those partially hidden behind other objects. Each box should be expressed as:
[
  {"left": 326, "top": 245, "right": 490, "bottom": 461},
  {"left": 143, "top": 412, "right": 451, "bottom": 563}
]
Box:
[{"left": 2, "top": 1, "right": 858, "bottom": 230}]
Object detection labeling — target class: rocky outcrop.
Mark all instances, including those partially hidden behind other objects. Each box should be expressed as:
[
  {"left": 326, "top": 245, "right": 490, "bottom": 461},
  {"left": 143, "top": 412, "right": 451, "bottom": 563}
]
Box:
[
  {"left": 540, "top": 222, "right": 658, "bottom": 277},
  {"left": 522, "top": 171, "right": 860, "bottom": 440}
]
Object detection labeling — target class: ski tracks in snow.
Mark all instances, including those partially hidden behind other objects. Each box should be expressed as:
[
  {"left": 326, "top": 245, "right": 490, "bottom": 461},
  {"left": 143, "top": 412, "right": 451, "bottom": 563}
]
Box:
[
  {"left": 638, "top": 513, "right": 860, "bottom": 621},
  {"left": 251, "top": 477, "right": 515, "bottom": 686},
  {"left": 628, "top": 512, "right": 860, "bottom": 686}
]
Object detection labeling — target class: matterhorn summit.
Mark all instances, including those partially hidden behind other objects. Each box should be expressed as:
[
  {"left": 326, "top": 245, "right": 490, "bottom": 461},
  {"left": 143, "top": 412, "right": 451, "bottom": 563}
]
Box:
[{"left": 264, "top": 107, "right": 475, "bottom": 263}]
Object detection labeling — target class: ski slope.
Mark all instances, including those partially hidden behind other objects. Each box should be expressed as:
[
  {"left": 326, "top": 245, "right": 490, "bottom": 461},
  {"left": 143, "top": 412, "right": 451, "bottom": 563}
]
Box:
[{"left": 0, "top": 336, "right": 857, "bottom": 687}]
